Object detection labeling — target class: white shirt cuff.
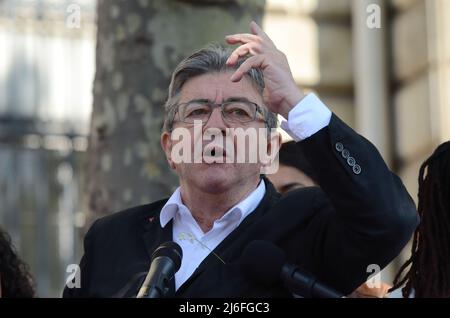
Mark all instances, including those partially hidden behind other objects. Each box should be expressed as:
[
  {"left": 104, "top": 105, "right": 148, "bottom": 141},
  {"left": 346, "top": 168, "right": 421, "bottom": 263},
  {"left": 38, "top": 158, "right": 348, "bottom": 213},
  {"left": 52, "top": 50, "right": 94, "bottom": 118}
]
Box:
[{"left": 280, "top": 93, "right": 332, "bottom": 142}]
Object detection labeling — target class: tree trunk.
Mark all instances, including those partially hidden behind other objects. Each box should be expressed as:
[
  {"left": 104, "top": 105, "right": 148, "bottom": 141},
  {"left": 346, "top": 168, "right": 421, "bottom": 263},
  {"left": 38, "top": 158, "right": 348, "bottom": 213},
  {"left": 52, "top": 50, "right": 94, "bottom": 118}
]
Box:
[{"left": 86, "top": 0, "right": 265, "bottom": 226}]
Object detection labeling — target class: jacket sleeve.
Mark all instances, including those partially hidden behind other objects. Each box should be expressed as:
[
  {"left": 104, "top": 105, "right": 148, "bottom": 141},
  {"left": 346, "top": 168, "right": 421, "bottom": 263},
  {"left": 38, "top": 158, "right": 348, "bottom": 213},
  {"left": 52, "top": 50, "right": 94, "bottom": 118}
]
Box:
[
  {"left": 62, "top": 220, "right": 99, "bottom": 298},
  {"left": 297, "top": 113, "right": 419, "bottom": 294}
]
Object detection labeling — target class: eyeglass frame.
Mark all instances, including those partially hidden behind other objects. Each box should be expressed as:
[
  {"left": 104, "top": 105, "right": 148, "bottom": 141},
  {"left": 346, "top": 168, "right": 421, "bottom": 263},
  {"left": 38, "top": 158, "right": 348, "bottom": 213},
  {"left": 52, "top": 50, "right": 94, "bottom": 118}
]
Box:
[{"left": 168, "top": 99, "right": 268, "bottom": 129}]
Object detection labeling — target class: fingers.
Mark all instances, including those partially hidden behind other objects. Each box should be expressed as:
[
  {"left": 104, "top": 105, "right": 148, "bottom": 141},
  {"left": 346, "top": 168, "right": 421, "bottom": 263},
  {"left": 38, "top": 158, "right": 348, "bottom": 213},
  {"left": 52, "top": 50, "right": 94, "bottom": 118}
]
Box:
[
  {"left": 225, "top": 33, "right": 263, "bottom": 66},
  {"left": 250, "top": 21, "right": 273, "bottom": 44},
  {"left": 249, "top": 21, "right": 263, "bottom": 36},
  {"left": 225, "top": 21, "right": 273, "bottom": 82},
  {"left": 225, "top": 22, "right": 271, "bottom": 66},
  {"left": 226, "top": 45, "right": 249, "bottom": 66},
  {"left": 229, "top": 55, "right": 265, "bottom": 82},
  {"left": 225, "top": 21, "right": 272, "bottom": 46},
  {"left": 225, "top": 33, "right": 261, "bottom": 45},
  {"left": 226, "top": 42, "right": 261, "bottom": 66}
]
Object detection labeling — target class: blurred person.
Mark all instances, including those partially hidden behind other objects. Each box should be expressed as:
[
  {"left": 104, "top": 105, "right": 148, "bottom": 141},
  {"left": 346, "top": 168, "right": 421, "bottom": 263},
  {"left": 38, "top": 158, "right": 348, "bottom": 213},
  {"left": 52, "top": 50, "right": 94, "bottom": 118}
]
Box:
[
  {"left": 390, "top": 141, "right": 450, "bottom": 298},
  {"left": 268, "top": 140, "right": 318, "bottom": 193},
  {"left": 0, "top": 227, "right": 35, "bottom": 297},
  {"left": 64, "top": 22, "right": 418, "bottom": 298}
]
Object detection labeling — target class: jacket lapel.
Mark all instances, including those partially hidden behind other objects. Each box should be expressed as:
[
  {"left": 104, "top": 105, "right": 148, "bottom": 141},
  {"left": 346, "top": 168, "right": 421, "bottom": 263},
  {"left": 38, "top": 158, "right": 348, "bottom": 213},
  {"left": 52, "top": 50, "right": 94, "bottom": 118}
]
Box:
[{"left": 175, "top": 177, "right": 280, "bottom": 296}]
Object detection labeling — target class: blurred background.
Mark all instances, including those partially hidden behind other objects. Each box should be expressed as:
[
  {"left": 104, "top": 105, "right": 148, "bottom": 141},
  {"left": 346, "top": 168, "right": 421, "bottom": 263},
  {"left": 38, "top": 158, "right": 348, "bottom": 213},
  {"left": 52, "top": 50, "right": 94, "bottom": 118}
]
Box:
[{"left": 1, "top": 0, "right": 449, "bottom": 297}]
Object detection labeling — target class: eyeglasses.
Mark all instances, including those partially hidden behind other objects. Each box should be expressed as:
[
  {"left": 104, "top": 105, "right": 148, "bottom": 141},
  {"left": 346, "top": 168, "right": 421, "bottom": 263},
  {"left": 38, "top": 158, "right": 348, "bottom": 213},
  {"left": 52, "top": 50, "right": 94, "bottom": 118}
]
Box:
[{"left": 173, "top": 100, "right": 266, "bottom": 125}]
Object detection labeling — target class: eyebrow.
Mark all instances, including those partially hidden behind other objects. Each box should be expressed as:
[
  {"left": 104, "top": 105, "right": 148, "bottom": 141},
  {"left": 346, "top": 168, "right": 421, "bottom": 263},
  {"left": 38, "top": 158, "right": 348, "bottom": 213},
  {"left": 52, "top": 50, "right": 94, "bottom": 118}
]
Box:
[
  {"left": 186, "top": 97, "right": 254, "bottom": 104},
  {"left": 224, "top": 97, "right": 253, "bottom": 103},
  {"left": 186, "top": 98, "right": 210, "bottom": 104}
]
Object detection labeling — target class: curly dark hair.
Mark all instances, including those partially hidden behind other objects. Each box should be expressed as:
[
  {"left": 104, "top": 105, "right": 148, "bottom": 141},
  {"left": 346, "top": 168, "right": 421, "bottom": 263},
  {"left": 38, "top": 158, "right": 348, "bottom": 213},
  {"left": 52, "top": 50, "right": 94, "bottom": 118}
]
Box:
[
  {"left": 0, "top": 227, "right": 35, "bottom": 297},
  {"left": 391, "top": 141, "right": 450, "bottom": 297}
]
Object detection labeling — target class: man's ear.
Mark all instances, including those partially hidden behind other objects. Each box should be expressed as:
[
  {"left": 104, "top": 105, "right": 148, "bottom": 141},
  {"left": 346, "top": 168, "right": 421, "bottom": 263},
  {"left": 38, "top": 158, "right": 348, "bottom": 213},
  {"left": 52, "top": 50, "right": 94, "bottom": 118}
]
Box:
[
  {"left": 161, "top": 131, "right": 176, "bottom": 170},
  {"left": 260, "top": 130, "right": 282, "bottom": 175},
  {"left": 267, "top": 131, "right": 282, "bottom": 158}
]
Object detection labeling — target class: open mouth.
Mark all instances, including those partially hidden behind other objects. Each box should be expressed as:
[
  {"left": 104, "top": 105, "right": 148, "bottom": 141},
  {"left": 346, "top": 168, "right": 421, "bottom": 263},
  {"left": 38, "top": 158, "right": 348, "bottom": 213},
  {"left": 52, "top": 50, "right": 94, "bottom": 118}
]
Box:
[{"left": 203, "top": 144, "right": 228, "bottom": 163}]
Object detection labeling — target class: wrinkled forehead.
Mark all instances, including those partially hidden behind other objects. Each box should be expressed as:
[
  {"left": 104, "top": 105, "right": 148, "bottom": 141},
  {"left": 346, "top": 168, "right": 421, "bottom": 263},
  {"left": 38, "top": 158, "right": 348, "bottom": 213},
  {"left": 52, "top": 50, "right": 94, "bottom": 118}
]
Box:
[{"left": 178, "top": 72, "right": 264, "bottom": 105}]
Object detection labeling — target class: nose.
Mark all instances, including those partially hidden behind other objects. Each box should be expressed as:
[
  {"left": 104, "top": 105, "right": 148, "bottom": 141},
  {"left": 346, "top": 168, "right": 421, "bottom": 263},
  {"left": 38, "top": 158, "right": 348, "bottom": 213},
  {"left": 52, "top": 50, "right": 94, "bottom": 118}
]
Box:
[{"left": 203, "top": 106, "right": 227, "bottom": 134}]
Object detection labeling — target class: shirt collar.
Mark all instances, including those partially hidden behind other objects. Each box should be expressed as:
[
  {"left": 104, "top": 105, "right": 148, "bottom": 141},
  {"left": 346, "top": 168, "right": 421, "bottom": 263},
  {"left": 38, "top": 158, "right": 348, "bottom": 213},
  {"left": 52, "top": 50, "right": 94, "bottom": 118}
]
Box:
[
  {"left": 160, "top": 187, "right": 185, "bottom": 227},
  {"left": 159, "top": 179, "right": 266, "bottom": 228},
  {"left": 227, "top": 179, "right": 266, "bottom": 224}
]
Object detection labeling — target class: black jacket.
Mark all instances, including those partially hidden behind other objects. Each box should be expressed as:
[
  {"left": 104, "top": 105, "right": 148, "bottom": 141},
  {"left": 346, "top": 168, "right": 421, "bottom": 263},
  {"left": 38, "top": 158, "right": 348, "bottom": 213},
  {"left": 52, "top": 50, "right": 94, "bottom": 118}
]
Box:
[{"left": 63, "top": 114, "right": 419, "bottom": 297}]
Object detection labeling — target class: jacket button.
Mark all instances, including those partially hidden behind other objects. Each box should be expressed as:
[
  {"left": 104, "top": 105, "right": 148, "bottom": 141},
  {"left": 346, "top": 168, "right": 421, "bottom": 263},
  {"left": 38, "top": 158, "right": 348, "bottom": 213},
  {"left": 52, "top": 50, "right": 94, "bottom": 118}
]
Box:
[
  {"left": 353, "top": 164, "right": 361, "bottom": 175},
  {"left": 335, "top": 142, "right": 344, "bottom": 152},
  {"left": 347, "top": 157, "right": 356, "bottom": 166},
  {"left": 341, "top": 149, "right": 350, "bottom": 159}
]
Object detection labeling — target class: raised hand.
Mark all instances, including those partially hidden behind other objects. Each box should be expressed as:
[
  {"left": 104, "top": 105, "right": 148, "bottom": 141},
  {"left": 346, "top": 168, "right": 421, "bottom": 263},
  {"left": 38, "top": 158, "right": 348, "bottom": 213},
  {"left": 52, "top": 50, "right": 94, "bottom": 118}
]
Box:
[{"left": 225, "top": 21, "right": 304, "bottom": 119}]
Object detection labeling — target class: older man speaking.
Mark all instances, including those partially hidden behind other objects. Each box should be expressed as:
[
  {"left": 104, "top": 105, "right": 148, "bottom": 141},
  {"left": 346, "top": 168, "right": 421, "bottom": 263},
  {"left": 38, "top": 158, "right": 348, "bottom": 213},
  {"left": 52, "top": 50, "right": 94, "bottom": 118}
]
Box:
[{"left": 63, "top": 22, "right": 418, "bottom": 298}]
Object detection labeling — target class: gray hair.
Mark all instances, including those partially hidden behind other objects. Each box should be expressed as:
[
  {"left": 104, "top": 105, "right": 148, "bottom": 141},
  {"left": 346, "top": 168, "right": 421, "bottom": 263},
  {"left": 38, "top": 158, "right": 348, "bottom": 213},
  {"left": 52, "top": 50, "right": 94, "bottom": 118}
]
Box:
[{"left": 162, "top": 43, "right": 278, "bottom": 132}]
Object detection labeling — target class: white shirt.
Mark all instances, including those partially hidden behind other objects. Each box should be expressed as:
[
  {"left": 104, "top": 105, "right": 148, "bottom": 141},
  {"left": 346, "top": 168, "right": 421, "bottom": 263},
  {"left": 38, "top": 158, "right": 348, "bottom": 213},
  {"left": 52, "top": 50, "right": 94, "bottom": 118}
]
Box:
[
  {"left": 159, "top": 93, "right": 331, "bottom": 290},
  {"left": 160, "top": 179, "right": 266, "bottom": 289}
]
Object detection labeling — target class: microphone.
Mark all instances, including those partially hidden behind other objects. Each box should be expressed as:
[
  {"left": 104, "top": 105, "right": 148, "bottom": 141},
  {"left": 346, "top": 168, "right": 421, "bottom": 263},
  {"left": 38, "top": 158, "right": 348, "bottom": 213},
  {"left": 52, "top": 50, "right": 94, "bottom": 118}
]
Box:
[
  {"left": 237, "top": 240, "right": 344, "bottom": 298},
  {"left": 136, "top": 241, "right": 183, "bottom": 298}
]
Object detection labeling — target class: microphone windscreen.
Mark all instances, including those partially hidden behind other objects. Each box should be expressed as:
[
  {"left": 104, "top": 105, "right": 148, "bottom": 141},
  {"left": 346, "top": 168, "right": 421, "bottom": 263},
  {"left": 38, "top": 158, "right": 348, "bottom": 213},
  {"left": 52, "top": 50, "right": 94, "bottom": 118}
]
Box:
[
  {"left": 237, "top": 240, "right": 286, "bottom": 286},
  {"left": 151, "top": 241, "right": 183, "bottom": 271}
]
